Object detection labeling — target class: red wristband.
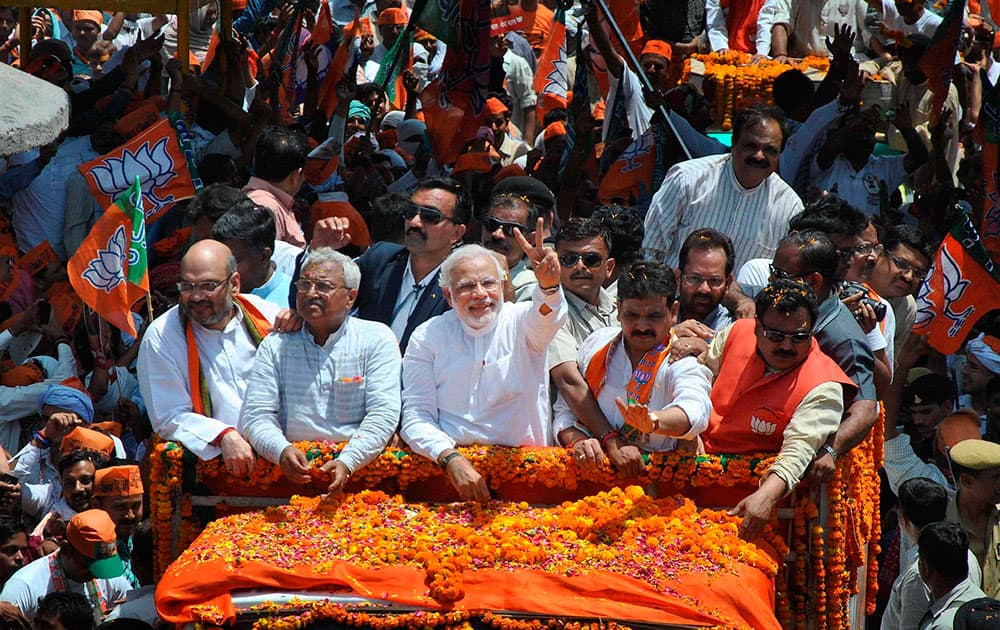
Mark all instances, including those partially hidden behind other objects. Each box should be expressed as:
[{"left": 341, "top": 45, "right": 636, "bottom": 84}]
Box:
[
  {"left": 214, "top": 426, "right": 237, "bottom": 445},
  {"left": 565, "top": 436, "right": 587, "bottom": 450},
  {"left": 599, "top": 430, "right": 620, "bottom": 448}
]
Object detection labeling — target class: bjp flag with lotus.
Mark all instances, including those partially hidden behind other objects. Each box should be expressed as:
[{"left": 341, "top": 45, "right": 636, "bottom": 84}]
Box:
[
  {"left": 79, "top": 114, "right": 201, "bottom": 224},
  {"left": 68, "top": 178, "right": 149, "bottom": 338},
  {"left": 913, "top": 213, "right": 1000, "bottom": 354}
]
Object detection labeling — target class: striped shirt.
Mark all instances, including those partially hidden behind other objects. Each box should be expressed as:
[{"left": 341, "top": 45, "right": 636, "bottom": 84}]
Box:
[
  {"left": 642, "top": 154, "right": 803, "bottom": 270},
  {"left": 238, "top": 317, "right": 402, "bottom": 473}
]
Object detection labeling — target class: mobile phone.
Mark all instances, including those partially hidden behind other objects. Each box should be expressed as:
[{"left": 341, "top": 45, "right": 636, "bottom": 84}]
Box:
[{"left": 0, "top": 473, "right": 19, "bottom": 485}]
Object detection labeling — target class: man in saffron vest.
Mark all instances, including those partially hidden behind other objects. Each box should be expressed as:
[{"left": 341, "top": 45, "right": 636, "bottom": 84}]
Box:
[
  {"left": 137, "top": 240, "right": 281, "bottom": 477},
  {"left": 703, "top": 280, "right": 854, "bottom": 539},
  {"left": 553, "top": 261, "right": 713, "bottom": 468}
]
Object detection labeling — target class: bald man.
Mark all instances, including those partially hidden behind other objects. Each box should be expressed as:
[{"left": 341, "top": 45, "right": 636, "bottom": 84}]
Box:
[{"left": 137, "top": 240, "right": 281, "bottom": 475}]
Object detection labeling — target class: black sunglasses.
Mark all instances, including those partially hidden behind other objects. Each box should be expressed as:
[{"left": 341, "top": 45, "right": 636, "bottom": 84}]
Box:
[
  {"left": 761, "top": 328, "right": 812, "bottom": 344},
  {"left": 559, "top": 252, "right": 605, "bottom": 268},
  {"left": 403, "top": 203, "right": 455, "bottom": 225},
  {"left": 483, "top": 216, "right": 528, "bottom": 237}
]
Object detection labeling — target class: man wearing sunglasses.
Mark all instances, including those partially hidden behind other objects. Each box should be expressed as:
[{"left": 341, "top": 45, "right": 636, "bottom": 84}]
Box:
[
  {"left": 138, "top": 240, "right": 281, "bottom": 479},
  {"left": 354, "top": 177, "right": 471, "bottom": 352},
  {"left": 481, "top": 193, "right": 538, "bottom": 301},
  {"left": 695, "top": 280, "right": 853, "bottom": 540}
]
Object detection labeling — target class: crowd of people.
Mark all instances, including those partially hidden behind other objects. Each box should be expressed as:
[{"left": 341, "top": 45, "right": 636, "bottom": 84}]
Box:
[{"left": 0, "top": 0, "right": 1000, "bottom": 628}]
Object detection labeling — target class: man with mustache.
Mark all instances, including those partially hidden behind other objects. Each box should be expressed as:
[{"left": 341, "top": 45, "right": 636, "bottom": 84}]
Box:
[
  {"left": 90, "top": 465, "right": 144, "bottom": 588},
  {"left": 481, "top": 193, "right": 537, "bottom": 301},
  {"left": 671, "top": 229, "right": 736, "bottom": 341},
  {"left": 138, "top": 240, "right": 281, "bottom": 478},
  {"left": 239, "top": 248, "right": 401, "bottom": 496},
  {"left": 643, "top": 106, "right": 804, "bottom": 271},
  {"left": 553, "top": 260, "right": 713, "bottom": 471},
  {"left": 401, "top": 232, "right": 565, "bottom": 501},
  {"left": 354, "top": 177, "right": 470, "bottom": 352},
  {"left": 661, "top": 280, "right": 852, "bottom": 540}
]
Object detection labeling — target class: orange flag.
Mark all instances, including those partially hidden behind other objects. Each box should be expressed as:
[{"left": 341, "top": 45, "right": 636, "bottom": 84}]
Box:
[
  {"left": 78, "top": 115, "right": 201, "bottom": 224},
  {"left": 598, "top": 130, "right": 655, "bottom": 206},
  {"left": 311, "top": 1, "right": 334, "bottom": 46},
  {"left": 605, "top": 0, "right": 643, "bottom": 56},
  {"left": 67, "top": 180, "right": 147, "bottom": 337},
  {"left": 917, "top": 0, "right": 965, "bottom": 122},
  {"left": 913, "top": 214, "right": 1000, "bottom": 354},
  {"left": 532, "top": 9, "right": 570, "bottom": 124},
  {"left": 319, "top": 10, "right": 365, "bottom": 118}
]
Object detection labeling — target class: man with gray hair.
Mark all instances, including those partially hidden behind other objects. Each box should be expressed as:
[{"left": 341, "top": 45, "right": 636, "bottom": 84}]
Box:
[
  {"left": 401, "top": 226, "right": 566, "bottom": 501},
  {"left": 239, "top": 248, "right": 402, "bottom": 496}
]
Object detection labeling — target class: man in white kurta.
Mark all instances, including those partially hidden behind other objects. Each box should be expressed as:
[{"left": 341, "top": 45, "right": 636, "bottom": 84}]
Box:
[
  {"left": 643, "top": 110, "right": 803, "bottom": 270},
  {"left": 401, "top": 239, "right": 566, "bottom": 500},
  {"left": 239, "top": 249, "right": 401, "bottom": 495},
  {"left": 137, "top": 240, "right": 280, "bottom": 474}
]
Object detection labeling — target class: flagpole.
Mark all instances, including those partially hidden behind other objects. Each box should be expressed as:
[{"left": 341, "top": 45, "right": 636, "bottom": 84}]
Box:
[
  {"left": 369, "top": 23, "right": 415, "bottom": 135},
  {"left": 588, "top": 0, "right": 693, "bottom": 161},
  {"left": 92, "top": 310, "right": 128, "bottom": 411}
]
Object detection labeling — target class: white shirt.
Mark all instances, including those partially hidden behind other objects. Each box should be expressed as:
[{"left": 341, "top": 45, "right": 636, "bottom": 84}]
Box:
[
  {"left": 137, "top": 296, "right": 280, "bottom": 460},
  {"left": 238, "top": 317, "right": 402, "bottom": 471},
  {"left": 390, "top": 259, "right": 441, "bottom": 343},
  {"left": 503, "top": 49, "right": 538, "bottom": 134},
  {"left": 0, "top": 551, "right": 132, "bottom": 621},
  {"left": 12, "top": 435, "right": 126, "bottom": 509},
  {"left": 552, "top": 327, "right": 713, "bottom": 451},
  {"left": 705, "top": 0, "right": 780, "bottom": 55},
  {"left": 772, "top": 0, "right": 869, "bottom": 57},
  {"left": 643, "top": 154, "right": 804, "bottom": 270},
  {"left": 882, "top": 549, "right": 981, "bottom": 630},
  {"left": 812, "top": 154, "right": 908, "bottom": 217},
  {"left": 11, "top": 136, "right": 97, "bottom": 260},
  {"left": 878, "top": 0, "right": 942, "bottom": 39},
  {"left": 272, "top": 240, "right": 304, "bottom": 279},
  {"left": 400, "top": 285, "right": 567, "bottom": 461},
  {"left": 0, "top": 333, "right": 80, "bottom": 454}
]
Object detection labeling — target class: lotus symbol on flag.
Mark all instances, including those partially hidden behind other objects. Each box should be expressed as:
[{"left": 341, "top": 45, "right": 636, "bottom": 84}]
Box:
[
  {"left": 937, "top": 245, "right": 975, "bottom": 336},
  {"left": 90, "top": 138, "right": 177, "bottom": 217},
  {"left": 750, "top": 415, "right": 777, "bottom": 436},
  {"left": 618, "top": 134, "right": 653, "bottom": 173},
  {"left": 82, "top": 226, "right": 127, "bottom": 293}
]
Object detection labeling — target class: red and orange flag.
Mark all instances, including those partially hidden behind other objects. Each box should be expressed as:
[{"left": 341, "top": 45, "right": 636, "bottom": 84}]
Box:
[
  {"left": 78, "top": 115, "right": 201, "bottom": 224},
  {"left": 913, "top": 214, "right": 1000, "bottom": 354},
  {"left": 917, "top": 0, "right": 965, "bottom": 122}
]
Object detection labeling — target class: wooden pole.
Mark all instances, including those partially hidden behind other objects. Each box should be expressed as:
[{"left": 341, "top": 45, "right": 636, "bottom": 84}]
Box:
[
  {"left": 18, "top": 9, "right": 31, "bottom": 65},
  {"left": 177, "top": 0, "right": 191, "bottom": 72}
]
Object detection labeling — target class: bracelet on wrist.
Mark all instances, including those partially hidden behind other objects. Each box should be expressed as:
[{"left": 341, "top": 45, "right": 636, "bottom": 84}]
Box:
[
  {"left": 33, "top": 431, "right": 51, "bottom": 448},
  {"left": 439, "top": 451, "right": 462, "bottom": 470},
  {"left": 821, "top": 444, "right": 839, "bottom": 461},
  {"left": 598, "top": 430, "right": 620, "bottom": 448},
  {"left": 565, "top": 436, "right": 587, "bottom": 450}
]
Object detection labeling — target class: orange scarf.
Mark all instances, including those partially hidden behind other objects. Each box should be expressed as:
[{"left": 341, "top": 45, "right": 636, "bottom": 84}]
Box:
[
  {"left": 184, "top": 295, "right": 271, "bottom": 416},
  {"left": 584, "top": 333, "right": 672, "bottom": 405}
]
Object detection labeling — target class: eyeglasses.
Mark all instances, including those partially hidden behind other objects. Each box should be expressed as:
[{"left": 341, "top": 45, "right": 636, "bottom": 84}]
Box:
[
  {"left": 454, "top": 277, "right": 500, "bottom": 296},
  {"left": 559, "top": 252, "right": 605, "bottom": 268},
  {"left": 769, "top": 264, "right": 810, "bottom": 281},
  {"left": 294, "top": 279, "right": 343, "bottom": 295},
  {"left": 484, "top": 216, "right": 528, "bottom": 237},
  {"left": 682, "top": 273, "right": 726, "bottom": 289},
  {"left": 761, "top": 328, "right": 813, "bottom": 344},
  {"left": 840, "top": 243, "right": 876, "bottom": 258},
  {"left": 177, "top": 273, "right": 233, "bottom": 295},
  {"left": 403, "top": 203, "right": 455, "bottom": 225},
  {"left": 888, "top": 253, "right": 929, "bottom": 280}
]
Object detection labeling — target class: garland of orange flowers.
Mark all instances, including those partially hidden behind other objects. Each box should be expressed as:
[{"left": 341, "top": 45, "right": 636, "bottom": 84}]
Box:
[
  {"left": 151, "top": 437, "right": 882, "bottom": 629},
  {"left": 680, "top": 52, "right": 831, "bottom": 130}
]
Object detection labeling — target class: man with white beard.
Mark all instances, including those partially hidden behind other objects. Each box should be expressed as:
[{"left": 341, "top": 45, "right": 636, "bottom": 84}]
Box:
[{"left": 400, "top": 225, "right": 566, "bottom": 500}]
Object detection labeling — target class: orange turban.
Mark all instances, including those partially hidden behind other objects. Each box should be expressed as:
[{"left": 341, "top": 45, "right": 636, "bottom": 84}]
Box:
[
  {"left": 60, "top": 427, "right": 116, "bottom": 458},
  {"left": 93, "top": 465, "right": 144, "bottom": 497},
  {"left": 452, "top": 151, "right": 494, "bottom": 176},
  {"left": 0, "top": 363, "right": 45, "bottom": 387},
  {"left": 485, "top": 97, "right": 510, "bottom": 117},
  {"left": 72, "top": 10, "right": 103, "bottom": 26},
  {"left": 378, "top": 8, "right": 408, "bottom": 26},
  {"left": 641, "top": 39, "right": 673, "bottom": 62},
  {"left": 90, "top": 421, "right": 123, "bottom": 438},
  {"left": 543, "top": 121, "right": 567, "bottom": 141},
  {"left": 937, "top": 410, "right": 984, "bottom": 453}
]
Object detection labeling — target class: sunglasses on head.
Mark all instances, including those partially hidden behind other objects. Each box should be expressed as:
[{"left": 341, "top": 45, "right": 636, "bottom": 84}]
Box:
[
  {"left": 559, "top": 252, "right": 605, "bottom": 268},
  {"left": 403, "top": 203, "right": 455, "bottom": 225},
  {"left": 483, "top": 216, "right": 528, "bottom": 237}
]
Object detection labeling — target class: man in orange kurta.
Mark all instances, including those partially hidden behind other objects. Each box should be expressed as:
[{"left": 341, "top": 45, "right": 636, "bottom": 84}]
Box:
[{"left": 701, "top": 279, "right": 855, "bottom": 539}]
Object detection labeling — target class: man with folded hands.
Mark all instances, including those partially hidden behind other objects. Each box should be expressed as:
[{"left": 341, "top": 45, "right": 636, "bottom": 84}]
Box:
[{"left": 239, "top": 248, "right": 401, "bottom": 496}]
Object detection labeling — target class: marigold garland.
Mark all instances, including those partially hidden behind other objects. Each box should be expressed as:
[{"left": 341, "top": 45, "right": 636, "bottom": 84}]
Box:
[
  {"left": 151, "top": 436, "right": 882, "bottom": 629},
  {"left": 680, "top": 52, "right": 831, "bottom": 129}
]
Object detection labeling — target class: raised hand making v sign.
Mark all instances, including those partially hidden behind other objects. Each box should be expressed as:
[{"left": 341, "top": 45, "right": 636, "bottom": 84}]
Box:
[{"left": 512, "top": 218, "right": 561, "bottom": 291}]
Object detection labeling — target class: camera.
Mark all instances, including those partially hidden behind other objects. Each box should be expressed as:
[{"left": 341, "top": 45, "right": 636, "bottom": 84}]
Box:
[{"left": 839, "top": 281, "right": 887, "bottom": 322}]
